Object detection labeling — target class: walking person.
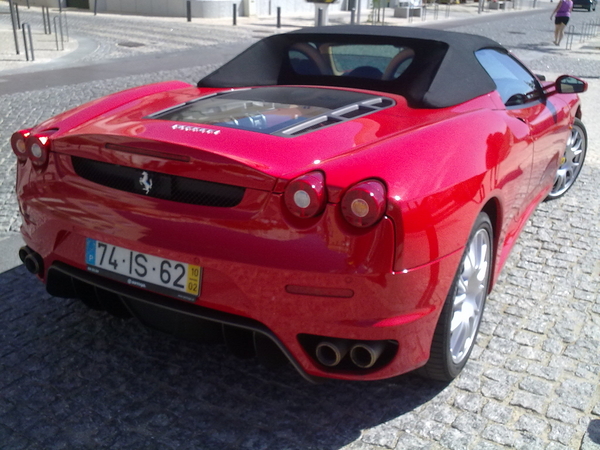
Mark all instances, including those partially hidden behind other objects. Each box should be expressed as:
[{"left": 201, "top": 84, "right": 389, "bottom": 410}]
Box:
[{"left": 551, "top": 0, "right": 573, "bottom": 46}]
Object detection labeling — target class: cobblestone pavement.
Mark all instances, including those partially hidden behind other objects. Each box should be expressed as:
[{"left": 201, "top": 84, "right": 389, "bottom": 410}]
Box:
[{"left": 1, "top": 4, "right": 600, "bottom": 449}]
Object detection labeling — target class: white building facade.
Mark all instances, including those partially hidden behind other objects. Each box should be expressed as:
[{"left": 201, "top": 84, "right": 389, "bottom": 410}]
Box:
[{"left": 20, "top": 0, "right": 348, "bottom": 18}]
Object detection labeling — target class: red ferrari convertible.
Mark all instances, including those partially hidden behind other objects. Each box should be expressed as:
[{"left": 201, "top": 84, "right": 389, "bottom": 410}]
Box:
[{"left": 12, "top": 26, "right": 587, "bottom": 382}]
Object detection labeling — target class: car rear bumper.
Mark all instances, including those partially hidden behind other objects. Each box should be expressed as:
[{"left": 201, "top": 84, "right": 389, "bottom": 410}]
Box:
[
  {"left": 16, "top": 154, "right": 462, "bottom": 380},
  {"left": 20, "top": 222, "right": 461, "bottom": 380}
]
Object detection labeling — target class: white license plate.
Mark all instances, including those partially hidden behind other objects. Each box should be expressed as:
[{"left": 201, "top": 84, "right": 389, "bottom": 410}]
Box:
[{"left": 85, "top": 238, "right": 201, "bottom": 302}]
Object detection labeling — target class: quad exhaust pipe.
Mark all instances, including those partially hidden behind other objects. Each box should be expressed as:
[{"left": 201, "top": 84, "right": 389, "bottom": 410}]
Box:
[
  {"left": 19, "top": 246, "right": 44, "bottom": 276},
  {"left": 314, "top": 339, "right": 387, "bottom": 370},
  {"left": 316, "top": 339, "right": 350, "bottom": 367},
  {"left": 349, "top": 341, "right": 385, "bottom": 369}
]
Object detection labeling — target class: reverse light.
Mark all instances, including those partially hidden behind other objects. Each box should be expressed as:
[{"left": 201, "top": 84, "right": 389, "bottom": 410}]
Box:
[
  {"left": 341, "top": 179, "right": 387, "bottom": 227},
  {"left": 284, "top": 171, "right": 327, "bottom": 218},
  {"left": 10, "top": 129, "right": 32, "bottom": 162},
  {"left": 27, "top": 134, "right": 51, "bottom": 167}
]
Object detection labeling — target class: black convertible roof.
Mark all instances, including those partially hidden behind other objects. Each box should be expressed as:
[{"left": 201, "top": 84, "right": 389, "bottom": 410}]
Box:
[{"left": 198, "top": 25, "right": 505, "bottom": 109}]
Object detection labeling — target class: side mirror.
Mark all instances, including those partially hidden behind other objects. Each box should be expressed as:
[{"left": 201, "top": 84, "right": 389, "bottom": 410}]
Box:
[
  {"left": 556, "top": 75, "right": 588, "bottom": 94},
  {"left": 506, "top": 93, "right": 527, "bottom": 107}
]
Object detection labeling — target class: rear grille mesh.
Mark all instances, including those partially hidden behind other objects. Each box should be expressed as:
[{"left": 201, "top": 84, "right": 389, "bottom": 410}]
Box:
[{"left": 71, "top": 156, "right": 245, "bottom": 207}]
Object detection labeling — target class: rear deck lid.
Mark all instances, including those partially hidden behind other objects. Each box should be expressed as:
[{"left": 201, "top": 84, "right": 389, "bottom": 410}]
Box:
[{"left": 149, "top": 86, "right": 395, "bottom": 137}]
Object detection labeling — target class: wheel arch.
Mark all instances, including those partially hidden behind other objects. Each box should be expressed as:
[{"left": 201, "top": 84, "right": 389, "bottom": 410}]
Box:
[{"left": 480, "top": 196, "right": 502, "bottom": 291}]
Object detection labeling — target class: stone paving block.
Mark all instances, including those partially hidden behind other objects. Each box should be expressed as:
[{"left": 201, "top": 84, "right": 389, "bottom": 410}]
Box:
[
  {"left": 546, "top": 402, "right": 582, "bottom": 425},
  {"left": 515, "top": 413, "right": 549, "bottom": 436},
  {"left": 438, "top": 428, "right": 470, "bottom": 450},
  {"left": 549, "top": 421, "right": 577, "bottom": 446},
  {"left": 481, "top": 423, "right": 517, "bottom": 447},
  {"left": 509, "top": 391, "right": 547, "bottom": 415},
  {"left": 481, "top": 401, "right": 513, "bottom": 424},
  {"left": 519, "top": 376, "right": 555, "bottom": 397},
  {"left": 361, "top": 424, "right": 400, "bottom": 448}
]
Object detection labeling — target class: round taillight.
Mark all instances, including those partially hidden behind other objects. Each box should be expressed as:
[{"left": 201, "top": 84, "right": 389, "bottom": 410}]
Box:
[
  {"left": 31, "top": 143, "right": 43, "bottom": 158},
  {"left": 11, "top": 130, "right": 31, "bottom": 162},
  {"left": 284, "top": 171, "right": 327, "bottom": 218},
  {"left": 26, "top": 135, "right": 51, "bottom": 167},
  {"left": 341, "top": 180, "right": 387, "bottom": 227}
]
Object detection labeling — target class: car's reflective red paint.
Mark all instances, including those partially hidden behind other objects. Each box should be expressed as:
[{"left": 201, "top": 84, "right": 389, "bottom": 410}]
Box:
[{"left": 14, "top": 67, "right": 584, "bottom": 380}]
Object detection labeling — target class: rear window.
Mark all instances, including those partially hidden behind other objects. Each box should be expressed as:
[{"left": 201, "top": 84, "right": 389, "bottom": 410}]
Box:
[{"left": 288, "top": 43, "right": 414, "bottom": 80}]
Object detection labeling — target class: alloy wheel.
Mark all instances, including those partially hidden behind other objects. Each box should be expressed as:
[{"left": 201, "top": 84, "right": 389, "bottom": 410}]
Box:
[
  {"left": 548, "top": 120, "right": 587, "bottom": 199},
  {"left": 449, "top": 227, "right": 491, "bottom": 365}
]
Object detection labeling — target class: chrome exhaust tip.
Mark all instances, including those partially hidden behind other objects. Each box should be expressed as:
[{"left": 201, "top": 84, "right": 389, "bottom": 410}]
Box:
[
  {"left": 315, "top": 339, "right": 349, "bottom": 367},
  {"left": 19, "top": 246, "right": 44, "bottom": 275},
  {"left": 350, "top": 341, "right": 385, "bottom": 369},
  {"left": 18, "top": 246, "right": 31, "bottom": 264}
]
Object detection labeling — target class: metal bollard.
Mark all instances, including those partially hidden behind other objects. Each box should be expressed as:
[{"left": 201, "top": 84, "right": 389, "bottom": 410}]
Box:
[
  {"left": 433, "top": 2, "right": 439, "bottom": 20},
  {"left": 318, "top": 7, "right": 323, "bottom": 26},
  {"left": 351, "top": 7, "right": 356, "bottom": 24},
  {"left": 8, "top": 0, "right": 20, "bottom": 54},
  {"left": 445, "top": 3, "right": 450, "bottom": 18},
  {"left": 54, "top": 15, "right": 64, "bottom": 51},
  {"left": 277, "top": 6, "right": 281, "bottom": 28},
  {"left": 94, "top": 0, "right": 98, "bottom": 15},
  {"left": 22, "top": 23, "right": 35, "bottom": 61},
  {"left": 42, "top": 7, "right": 51, "bottom": 34},
  {"left": 15, "top": 3, "right": 21, "bottom": 29},
  {"left": 58, "top": 0, "right": 62, "bottom": 13},
  {"left": 187, "top": 0, "right": 192, "bottom": 21},
  {"left": 233, "top": 4, "right": 237, "bottom": 25}
]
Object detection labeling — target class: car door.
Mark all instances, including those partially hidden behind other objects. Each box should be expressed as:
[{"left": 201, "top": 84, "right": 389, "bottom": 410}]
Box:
[
  {"left": 476, "top": 49, "right": 565, "bottom": 207},
  {"left": 475, "top": 49, "right": 537, "bottom": 227},
  {"left": 526, "top": 92, "right": 572, "bottom": 197}
]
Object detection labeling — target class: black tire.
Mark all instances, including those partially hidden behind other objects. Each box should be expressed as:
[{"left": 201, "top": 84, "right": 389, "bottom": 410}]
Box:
[
  {"left": 419, "top": 212, "right": 493, "bottom": 381},
  {"left": 545, "top": 118, "right": 587, "bottom": 201}
]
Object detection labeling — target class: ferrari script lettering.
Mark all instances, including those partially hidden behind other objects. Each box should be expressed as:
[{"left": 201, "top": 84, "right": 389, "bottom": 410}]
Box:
[
  {"left": 127, "top": 278, "right": 146, "bottom": 289},
  {"left": 171, "top": 124, "right": 221, "bottom": 135}
]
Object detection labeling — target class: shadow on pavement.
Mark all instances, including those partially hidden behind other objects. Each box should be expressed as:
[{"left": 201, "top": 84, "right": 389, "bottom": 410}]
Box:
[
  {"left": 587, "top": 419, "right": 600, "bottom": 445},
  {"left": 0, "top": 265, "right": 446, "bottom": 449}
]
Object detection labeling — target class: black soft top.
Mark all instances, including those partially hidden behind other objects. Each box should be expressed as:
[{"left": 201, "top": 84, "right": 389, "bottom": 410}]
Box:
[{"left": 198, "top": 25, "right": 505, "bottom": 109}]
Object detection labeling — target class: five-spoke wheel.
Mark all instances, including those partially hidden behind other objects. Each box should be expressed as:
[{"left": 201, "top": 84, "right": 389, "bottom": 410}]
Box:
[{"left": 546, "top": 118, "right": 587, "bottom": 200}]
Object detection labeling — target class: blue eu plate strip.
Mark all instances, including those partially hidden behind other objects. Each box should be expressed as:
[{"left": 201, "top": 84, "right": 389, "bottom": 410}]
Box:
[{"left": 85, "top": 238, "right": 96, "bottom": 265}]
